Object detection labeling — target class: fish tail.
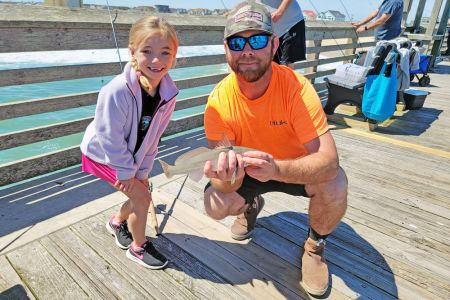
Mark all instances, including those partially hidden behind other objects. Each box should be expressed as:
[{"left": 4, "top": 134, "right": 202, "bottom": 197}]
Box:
[{"left": 158, "top": 159, "right": 173, "bottom": 179}]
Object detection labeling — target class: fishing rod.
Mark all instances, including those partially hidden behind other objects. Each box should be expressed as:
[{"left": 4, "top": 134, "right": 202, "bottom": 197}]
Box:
[
  {"left": 105, "top": 0, "right": 123, "bottom": 72},
  {"left": 303, "top": 0, "right": 350, "bottom": 58},
  {"left": 336, "top": 0, "right": 365, "bottom": 51}
]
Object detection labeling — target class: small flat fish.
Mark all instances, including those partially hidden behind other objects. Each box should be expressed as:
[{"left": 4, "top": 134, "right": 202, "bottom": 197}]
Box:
[{"left": 159, "top": 145, "right": 256, "bottom": 182}]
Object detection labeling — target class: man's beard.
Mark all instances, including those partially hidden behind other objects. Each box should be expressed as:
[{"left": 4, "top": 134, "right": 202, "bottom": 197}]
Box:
[{"left": 228, "top": 50, "right": 272, "bottom": 82}]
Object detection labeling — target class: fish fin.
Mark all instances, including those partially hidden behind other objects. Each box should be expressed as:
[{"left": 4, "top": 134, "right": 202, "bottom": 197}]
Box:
[
  {"left": 158, "top": 159, "right": 173, "bottom": 179},
  {"left": 188, "top": 169, "right": 204, "bottom": 182},
  {"left": 174, "top": 147, "right": 210, "bottom": 164},
  {"left": 214, "top": 133, "right": 233, "bottom": 149}
]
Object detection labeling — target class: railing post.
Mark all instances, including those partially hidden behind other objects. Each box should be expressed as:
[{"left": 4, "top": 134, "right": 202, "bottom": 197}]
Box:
[
  {"left": 428, "top": 0, "right": 450, "bottom": 67},
  {"left": 345, "top": 37, "right": 357, "bottom": 63},
  {"left": 306, "top": 39, "right": 322, "bottom": 84}
]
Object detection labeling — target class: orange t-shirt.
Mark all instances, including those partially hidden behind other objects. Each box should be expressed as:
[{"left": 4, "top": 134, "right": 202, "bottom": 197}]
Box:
[{"left": 204, "top": 63, "right": 329, "bottom": 160}]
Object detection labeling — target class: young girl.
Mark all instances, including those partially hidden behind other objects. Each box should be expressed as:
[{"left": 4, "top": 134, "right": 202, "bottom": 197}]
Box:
[{"left": 80, "top": 16, "right": 179, "bottom": 269}]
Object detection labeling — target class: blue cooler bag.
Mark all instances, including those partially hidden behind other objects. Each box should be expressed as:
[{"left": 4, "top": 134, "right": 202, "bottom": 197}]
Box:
[{"left": 362, "top": 54, "right": 398, "bottom": 122}]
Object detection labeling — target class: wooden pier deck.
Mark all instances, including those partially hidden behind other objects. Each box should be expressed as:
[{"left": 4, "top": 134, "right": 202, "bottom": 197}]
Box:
[{"left": 1, "top": 61, "right": 449, "bottom": 299}]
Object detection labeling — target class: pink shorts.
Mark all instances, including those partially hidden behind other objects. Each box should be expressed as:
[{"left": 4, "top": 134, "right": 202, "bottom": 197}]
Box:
[{"left": 81, "top": 153, "right": 117, "bottom": 185}]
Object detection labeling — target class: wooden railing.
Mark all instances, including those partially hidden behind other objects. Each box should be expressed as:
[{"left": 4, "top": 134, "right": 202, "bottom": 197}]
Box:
[{"left": 0, "top": 18, "right": 378, "bottom": 186}]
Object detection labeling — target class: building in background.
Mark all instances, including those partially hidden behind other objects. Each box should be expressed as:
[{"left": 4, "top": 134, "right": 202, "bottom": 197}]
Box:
[
  {"left": 172, "top": 8, "right": 188, "bottom": 14},
  {"left": 188, "top": 8, "right": 212, "bottom": 15},
  {"left": 44, "top": 0, "right": 82, "bottom": 7},
  {"left": 155, "top": 4, "right": 170, "bottom": 13},
  {"left": 317, "top": 10, "right": 346, "bottom": 22},
  {"left": 302, "top": 10, "right": 317, "bottom": 21},
  {"left": 134, "top": 6, "right": 155, "bottom": 12}
]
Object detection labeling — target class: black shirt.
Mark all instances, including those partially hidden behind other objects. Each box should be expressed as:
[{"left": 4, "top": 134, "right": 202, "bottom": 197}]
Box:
[{"left": 134, "top": 86, "right": 161, "bottom": 154}]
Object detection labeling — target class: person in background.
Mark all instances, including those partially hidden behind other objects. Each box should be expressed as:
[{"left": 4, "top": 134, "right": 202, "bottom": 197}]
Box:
[
  {"left": 352, "top": 0, "right": 403, "bottom": 41},
  {"left": 257, "top": 0, "right": 306, "bottom": 68},
  {"left": 203, "top": 1, "right": 348, "bottom": 296},
  {"left": 444, "top": 25, "right": 450, "bottom": 56},
  {"left": 80, "top": 16, "right": 179, "bottom": 269}
]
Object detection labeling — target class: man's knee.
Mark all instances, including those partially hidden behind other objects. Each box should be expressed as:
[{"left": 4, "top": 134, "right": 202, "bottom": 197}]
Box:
[
  {"left": 307, "top": 167, "right": 348, "bottom": 203},
  {"left": 203, "top": 187, "right": 230, "bottom": 220}
]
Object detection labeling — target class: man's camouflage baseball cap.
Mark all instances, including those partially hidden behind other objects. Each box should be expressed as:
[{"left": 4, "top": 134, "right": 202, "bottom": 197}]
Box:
[{"left": 224, "top": 0, "right": 273, "bottom": 39}]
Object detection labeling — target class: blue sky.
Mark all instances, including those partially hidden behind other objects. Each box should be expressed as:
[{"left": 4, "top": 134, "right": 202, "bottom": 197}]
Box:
[{"left": 5, "top": 0, "right": 434, "bottom": 21}]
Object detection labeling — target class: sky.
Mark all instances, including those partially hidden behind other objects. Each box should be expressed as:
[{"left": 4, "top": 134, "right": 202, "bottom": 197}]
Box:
[{"left": 3, "top": 0, "right": 435, "bottom": 21}]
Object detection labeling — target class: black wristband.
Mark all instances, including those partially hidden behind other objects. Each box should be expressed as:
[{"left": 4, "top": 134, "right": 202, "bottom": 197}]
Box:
[{"left": 365, "top": 25, "right": 368, "bottom": 31}]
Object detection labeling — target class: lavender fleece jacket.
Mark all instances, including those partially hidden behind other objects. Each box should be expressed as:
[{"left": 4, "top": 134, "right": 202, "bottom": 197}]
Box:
[{"left": 80, "top": 62, "right": 178, "bottom": 180}]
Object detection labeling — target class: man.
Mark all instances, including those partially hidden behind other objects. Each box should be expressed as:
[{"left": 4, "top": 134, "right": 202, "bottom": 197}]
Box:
[
  {"left": 352, "top": 0, "right": 403, "bottom": 41},
  {"left": 256, "top": 0, "right": 306, "bottom": 68},
  {"left": 202, "top": 1, "right": 348, "bottom": 296}
]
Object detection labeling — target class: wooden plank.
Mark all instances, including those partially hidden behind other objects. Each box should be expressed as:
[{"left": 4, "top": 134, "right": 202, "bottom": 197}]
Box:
[
  {"left": 0, "top": 22, "right": 224, "bottom": 52},
  {"left": 0, "top": 146, "right": 81, "bottom": 186},
  {"left": 165, "top": 113, "right": 204, "bottom": 136},
  {"left": 293, "top": 54, "right": 356, "bottom": 69},
  {"left": 0, "top": 118, "right": 92, "bottom": 150},
  {"left": 6, "top": 241, "right": 88, "bottom": 299},
  {"left": 0, "top": 55, "right": 226, "bottom": 87},
  {"left": 307, "top": 41, "right": 375, "bottom": 54},
  {"left": 305, "top": 28, "right": 372, "bottom": 40},
  {"left": 0, "top": 92, "right": 98, "bottom": 121},
  {"left": 0, "top": 255, "right": 36, "bottom": 299},
  {"left": 175, "top": 73, "right": 228, "bottom": 90},
  {"left": 0, "top": 92, "right": 207, "bottom": 121},
  {"left": 43, "top": 230, "right": 158, "bottom": 299},
  {"left": 175, "top": 94, "right": 208, "bottom": 111},
  {"left": 304, "top": 69, "right": 335, "bottom": 80},
  {"left": 70, "top": 214, "right": 218, "bottom": 300}
]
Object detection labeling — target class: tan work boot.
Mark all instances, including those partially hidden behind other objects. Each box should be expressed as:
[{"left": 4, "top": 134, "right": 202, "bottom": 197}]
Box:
[
  {"left": 230, "top": 195, "right": 265, "bottom": 240},
  {"left": 300, "top": 237, "right": 329, "bottom": 296}
]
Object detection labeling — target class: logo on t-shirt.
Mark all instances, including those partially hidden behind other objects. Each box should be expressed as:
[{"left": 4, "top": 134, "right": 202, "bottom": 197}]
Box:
[
  {"left": 270, "top": 120, "right": 288, "bottom": 126},
  {"left": 140, "top": 116, "right": 152, "bottom": 131}
]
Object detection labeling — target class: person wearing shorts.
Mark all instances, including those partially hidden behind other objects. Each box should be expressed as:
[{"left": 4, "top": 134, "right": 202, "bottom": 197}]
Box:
[
  {"left": 202, "top": 1, "right": 348, "bottom": 296},
  {"left": 257, "top": 0, "right": 306, "bottom": 67}
]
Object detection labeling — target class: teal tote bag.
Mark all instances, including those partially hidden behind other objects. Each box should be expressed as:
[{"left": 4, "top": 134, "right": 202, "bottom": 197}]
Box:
[{"left": 362, "top": 53, "right": 398, "bottom": 122}]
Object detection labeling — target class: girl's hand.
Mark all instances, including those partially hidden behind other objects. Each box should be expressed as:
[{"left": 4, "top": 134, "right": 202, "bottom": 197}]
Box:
[
  {"left": 114, "top": 178, "right": 135, "bottom": 193},
  {"left": 138, "top": 178, "right": 150, "bottom": 188}
]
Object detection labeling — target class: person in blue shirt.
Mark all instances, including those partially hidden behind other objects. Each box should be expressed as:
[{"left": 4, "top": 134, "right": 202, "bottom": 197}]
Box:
[
  {"left": 444, "top": 25, "right": 450, "bottom": 56},
  {"left": 352, "top": 0, "right": 403, "bottom": 41}
]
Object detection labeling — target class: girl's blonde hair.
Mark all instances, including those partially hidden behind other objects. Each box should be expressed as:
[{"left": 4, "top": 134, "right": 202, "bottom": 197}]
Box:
[{"left": 129, "top": 16, "right": 179, "bottom": 51}]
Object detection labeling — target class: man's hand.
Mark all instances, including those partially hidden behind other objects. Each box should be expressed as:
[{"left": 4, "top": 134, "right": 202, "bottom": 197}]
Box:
[
  {"left": 114, "top": 178, "right": 135, "bottom": 193},
  {"left": 204, "top": 150, "right": 245, "bottom": 183},
  {"left": 271, "top": 10, "right": 283, "bottom": 23},
  {"left": 351, "top": 21, "right": 360, "bottom": 28},
  {"left": 356, "top": 26, "right": 365, "bottom": 33},
  {"left": 242, "top": 151, "right": 277, "bottom": 182}
]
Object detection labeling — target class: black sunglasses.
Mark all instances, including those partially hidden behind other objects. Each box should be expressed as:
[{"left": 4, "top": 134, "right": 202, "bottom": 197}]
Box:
[{"left": 227, "top": 34, "right": 272, "bottom": 51}]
